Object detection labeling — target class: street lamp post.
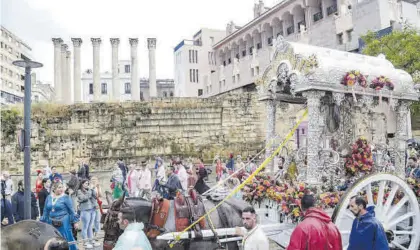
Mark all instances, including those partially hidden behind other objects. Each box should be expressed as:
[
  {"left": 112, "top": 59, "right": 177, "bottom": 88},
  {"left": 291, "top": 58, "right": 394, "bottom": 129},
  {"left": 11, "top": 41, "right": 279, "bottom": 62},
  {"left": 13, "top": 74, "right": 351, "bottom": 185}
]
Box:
[{"left": 12, "top": 60, "right": 43, "bottom": 220}]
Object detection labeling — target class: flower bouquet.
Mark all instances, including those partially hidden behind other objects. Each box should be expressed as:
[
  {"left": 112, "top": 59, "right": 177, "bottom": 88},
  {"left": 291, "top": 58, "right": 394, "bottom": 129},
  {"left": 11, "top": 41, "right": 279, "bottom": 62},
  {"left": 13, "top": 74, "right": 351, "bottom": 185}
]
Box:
[
  {"left": 344, "top": 137, "right": 373, "bottom": 177},
  {"left": 342, "top": 70, "right": 368, "bottom": 88},
  {"left": 370, "top": 76, "right": 394, "bottom": 91}
]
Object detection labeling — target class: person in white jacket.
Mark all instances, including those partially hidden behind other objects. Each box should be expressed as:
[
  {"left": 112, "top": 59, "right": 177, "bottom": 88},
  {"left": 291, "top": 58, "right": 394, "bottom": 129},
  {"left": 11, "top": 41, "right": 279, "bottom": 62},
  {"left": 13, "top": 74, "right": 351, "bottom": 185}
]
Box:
[
  {"left": 175, "top": 161, "right": 188, "bottom": 192},
  {"left": 236, "top": 206, "right": 269, "bottom": 250},
  {"left": 138, "top": 162, "right": 152, "bottom": 200}
]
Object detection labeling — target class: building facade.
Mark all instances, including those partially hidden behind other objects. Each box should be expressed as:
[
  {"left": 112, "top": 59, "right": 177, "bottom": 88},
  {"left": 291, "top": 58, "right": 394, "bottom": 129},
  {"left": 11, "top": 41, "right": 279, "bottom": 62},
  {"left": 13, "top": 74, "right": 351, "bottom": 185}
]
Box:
[
  {"left": 197, "top": 0, "right": 420, "bottom": 97},
  {"left": 81, "top": 60, "right": 174, "bottom": 102},
  {"left": 0, "top": 26, "right": 33, "bottom": 105},
  {"left": 32, "top": 80, "right": 55, "bottom": 103},
  {"left": 174, "top": 28, "right": 226, "bottom": 97}
]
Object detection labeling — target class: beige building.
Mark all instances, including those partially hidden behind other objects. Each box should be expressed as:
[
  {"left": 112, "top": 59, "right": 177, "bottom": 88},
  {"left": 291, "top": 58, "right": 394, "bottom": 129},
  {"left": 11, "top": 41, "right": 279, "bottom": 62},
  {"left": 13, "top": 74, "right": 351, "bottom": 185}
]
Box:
[
  {"left": 32, "top": 81, "right": 55, "bottom": 103},
  {"left": 196, "top": 0, "right": 419, "bottom": 97},
  {"left": 173, "top": 28, "right": 225, "bottom": 97},
  {"left": 0, "top": 26, "right": 33, "bottom": 105}
]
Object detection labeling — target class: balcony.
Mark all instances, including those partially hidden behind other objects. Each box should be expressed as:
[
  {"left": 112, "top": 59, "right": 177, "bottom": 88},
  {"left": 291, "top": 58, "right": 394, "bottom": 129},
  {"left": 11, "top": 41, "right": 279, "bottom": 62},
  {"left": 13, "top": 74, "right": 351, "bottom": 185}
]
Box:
[
  {"left": 327, "top": 5, "right": 338, "bottom": 16},
  {"left": 313, "top": 12, "right": 323, "bottom": 22},
  {"left": 287, "top": 26, "right": 295, "bottom": 35}
]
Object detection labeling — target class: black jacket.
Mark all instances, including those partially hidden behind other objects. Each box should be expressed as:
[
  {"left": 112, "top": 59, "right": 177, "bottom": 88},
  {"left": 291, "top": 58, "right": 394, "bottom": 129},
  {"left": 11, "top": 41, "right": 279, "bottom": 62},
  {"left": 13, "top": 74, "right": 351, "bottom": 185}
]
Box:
[
  {"left": 12, "top": 191, "right": 39, "bottom": 221},
  {"left": 38, "top": 188, "right": 49, "bottom": 216}
]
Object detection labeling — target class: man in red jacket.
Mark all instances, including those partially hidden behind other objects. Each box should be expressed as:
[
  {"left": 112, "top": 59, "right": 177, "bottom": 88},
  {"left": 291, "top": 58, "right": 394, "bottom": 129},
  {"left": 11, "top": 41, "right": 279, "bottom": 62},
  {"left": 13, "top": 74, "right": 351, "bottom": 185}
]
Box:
[{"left": 287, "top": 194, "right": 342, "bottom": 250}]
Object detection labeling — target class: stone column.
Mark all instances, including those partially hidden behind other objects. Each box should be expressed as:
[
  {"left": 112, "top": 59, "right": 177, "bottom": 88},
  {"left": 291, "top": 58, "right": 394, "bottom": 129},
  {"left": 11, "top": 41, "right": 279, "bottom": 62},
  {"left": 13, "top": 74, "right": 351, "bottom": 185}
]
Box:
[
  {"left": 65, "top": 50, "right": 71, "bottom": 104},
  {"left": 91, "top": 38, "right": 102, "bottom": 102},
  {"left": 52, "top": 38, "right": 63, "bottom": 103},
  {"left": 110, "top": 38, "right": 120, "bottom": 102},
  {"left": 303, "top": 90, "right": 325, "bottom": 184},
  {"left": 395, "top": 101, "right": 410, "bottom": 178},
  {"left": 147, "top": 38, "right": 157, "bottom": 98},
  {"left": 71, "top": 38, "right": 82, "bottom": 103},
  {"left": 60, "top": 44, "right": 68, "bottom": 104},
  {"left": 129, "top": 38, "right": 140, "bottom": 101}
]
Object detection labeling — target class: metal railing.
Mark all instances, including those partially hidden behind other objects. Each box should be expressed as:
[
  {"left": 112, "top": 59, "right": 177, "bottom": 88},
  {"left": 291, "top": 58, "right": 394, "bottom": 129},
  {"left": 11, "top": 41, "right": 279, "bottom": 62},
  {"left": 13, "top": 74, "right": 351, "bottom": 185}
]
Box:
[
  {"left": 313, "top": 12, "right": 323, "bottom": 22},
  {"left": 327, "top": 5, "right": 338, "bottom": 16},
  {"left": 286, "top": 26, "right": 294, "bottom": 35}
]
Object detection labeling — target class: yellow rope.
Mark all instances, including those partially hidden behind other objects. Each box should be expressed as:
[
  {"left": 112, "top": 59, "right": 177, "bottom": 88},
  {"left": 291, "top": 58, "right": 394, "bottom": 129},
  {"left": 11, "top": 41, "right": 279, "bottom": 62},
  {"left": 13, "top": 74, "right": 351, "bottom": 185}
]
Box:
[{"left": 169, "top": 108, "right": 308, "bottom": 247}]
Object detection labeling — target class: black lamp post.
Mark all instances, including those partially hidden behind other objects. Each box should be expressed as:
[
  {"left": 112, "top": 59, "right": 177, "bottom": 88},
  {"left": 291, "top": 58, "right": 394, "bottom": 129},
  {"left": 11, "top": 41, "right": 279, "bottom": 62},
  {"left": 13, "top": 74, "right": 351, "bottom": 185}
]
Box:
[{"left": 12, "top": 59, "right": 43, "bottom": 220}]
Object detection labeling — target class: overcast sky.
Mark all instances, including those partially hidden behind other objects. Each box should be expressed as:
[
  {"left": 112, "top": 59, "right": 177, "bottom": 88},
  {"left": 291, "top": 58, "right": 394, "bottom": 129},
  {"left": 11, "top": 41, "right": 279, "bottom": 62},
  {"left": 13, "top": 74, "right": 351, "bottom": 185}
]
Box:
[{"left": 1, "top": 0, "right": 280, "bottom": 86}]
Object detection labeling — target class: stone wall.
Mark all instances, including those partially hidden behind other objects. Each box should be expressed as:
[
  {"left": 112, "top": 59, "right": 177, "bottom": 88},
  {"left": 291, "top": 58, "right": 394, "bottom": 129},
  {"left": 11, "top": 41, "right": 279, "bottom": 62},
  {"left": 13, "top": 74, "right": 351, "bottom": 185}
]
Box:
[{"left": 1, "top": 92, "right": 277, "bottom": 173}]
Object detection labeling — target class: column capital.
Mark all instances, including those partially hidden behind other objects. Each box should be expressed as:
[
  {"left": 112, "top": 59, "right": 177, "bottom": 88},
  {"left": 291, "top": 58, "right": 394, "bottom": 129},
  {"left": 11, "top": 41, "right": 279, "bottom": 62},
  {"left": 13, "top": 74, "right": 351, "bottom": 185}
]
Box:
[
  {"left": 147, "top": 38, "right": 157, "bottom": 49},
  {"left": 52, "top": 38, "right": 63, "bottom": 47},
  {"left": 71, "top": 38, "right": 83, "bottom": 47},
  {"left": 129, "top": 38, "right": 139, "bottom": 46},
  {"left": 110, "top": 38, "right": 120, "bottom": 46},
  {"left": 91, "top": 38, "right": 102, "bottom": 46},
  {"left": 61, "top": 44, "right": 68, "bottom": 52}
]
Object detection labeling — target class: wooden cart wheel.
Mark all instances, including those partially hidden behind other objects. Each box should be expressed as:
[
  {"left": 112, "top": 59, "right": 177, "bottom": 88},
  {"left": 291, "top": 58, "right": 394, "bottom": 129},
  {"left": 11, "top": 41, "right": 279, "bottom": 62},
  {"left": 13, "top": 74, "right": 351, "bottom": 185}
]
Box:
[{"left": 332, "top": 173, "right": 420, "bottom": 250}]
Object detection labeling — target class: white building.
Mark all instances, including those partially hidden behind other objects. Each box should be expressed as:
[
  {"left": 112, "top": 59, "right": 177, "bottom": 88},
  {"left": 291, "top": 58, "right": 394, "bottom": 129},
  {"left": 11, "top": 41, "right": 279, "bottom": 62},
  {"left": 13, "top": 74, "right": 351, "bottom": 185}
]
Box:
[
  {"left": 173, "top": 28, "right": 225, "bottom": 97},
  {"left": 32, "top": 80, "right": 55, "bottom": 103},
  {"left": 192, "top": 0, "right": 419, "bottom": 97},
  {"left": 0, "top": 26, "right": 33, "bottom": 105},
  {"left": 81, "top": 60, "right": 174, "bottom": 102}
]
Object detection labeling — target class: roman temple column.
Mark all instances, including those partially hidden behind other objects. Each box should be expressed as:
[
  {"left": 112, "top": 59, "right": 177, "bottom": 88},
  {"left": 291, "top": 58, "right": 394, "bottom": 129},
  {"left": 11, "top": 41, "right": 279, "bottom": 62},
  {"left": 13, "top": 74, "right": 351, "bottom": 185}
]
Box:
[
  {"left": 52, "top": 38, "right": 63, "bottom": 103},
  {"left": 147, "top": 38, "right": 157, "bottom": 98},
  {"left": 64, "top": 50, "right": 72, "bottom": 104},
  {"left": 71, "top": 38, "right": 82, "bottom": 103},
  {"left": 129, "top": 38, "right": 140, "bottom": 101},
  {"left": 60, "top": 44, "right": 68, "bottom": 104},
  {"left": 110, "top": 38, "right": 120, "bottom": 101},
  {"left": 91, "top": 38, "right": 102, "bottom": 102}
]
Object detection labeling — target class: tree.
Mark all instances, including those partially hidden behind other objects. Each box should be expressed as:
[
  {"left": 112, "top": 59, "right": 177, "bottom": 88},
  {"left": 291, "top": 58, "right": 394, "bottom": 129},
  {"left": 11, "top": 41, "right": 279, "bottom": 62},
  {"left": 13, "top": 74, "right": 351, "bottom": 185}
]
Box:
[
  {"left": 361, "top": 25, "right": 420, "bottom": 75},
  {"left": 361, "top": 25, "right": 420, "bottom": 114}
]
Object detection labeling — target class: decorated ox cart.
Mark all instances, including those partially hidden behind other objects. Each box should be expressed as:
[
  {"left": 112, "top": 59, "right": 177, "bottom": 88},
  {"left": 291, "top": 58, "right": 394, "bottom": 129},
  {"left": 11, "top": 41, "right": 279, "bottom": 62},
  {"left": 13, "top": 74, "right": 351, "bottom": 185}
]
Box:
[
  {"left": 239, "top": 36, "right": 420, "bottom": 250},
  {"left": 104, "top": 37, "right": 420, "bottom": 250}
]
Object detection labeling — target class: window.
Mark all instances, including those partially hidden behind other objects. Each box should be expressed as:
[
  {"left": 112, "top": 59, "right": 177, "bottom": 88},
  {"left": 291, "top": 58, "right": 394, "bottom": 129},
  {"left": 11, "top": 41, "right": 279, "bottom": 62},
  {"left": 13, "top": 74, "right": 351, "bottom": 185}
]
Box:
[
  {"left": 125, "top": 82, "right": 131, "bottom": 94},
  {"left": 140, "top": 91, "right": 144, "bottom": 101},
  {"left": 237, "top": 74, "right": 240, "bottom": 82},
  {"left": 228, "top": 58, "right": 231, "bottom": 64},
  {"left": 170, "top": 92, "right": 173, "bottom": 97},
  {"left": 249, "top": 47, "right": 254, "bottom": 55},
  {"left": 223, "top": 61, "right": 226, "bottom": 66},
  {"left": 256, "top": 66, "right": 260, "bottom": 76},
  {"left": 163, "top": 91, "right": 167, "bottom": 97},
  {"left": 0, "top": 42, "right": 3, "bottom": 48},
  {"left": 219, "top": 81, "right": 222, "bottom": 90},
  {"left": 242, "top": 50, "right": 246, "bottom": 57},
  {"left": 236, "top": 53, "right": 240, "bottom": 59},
  {"left": 302, "top": 128, "right": 305, "bottom": 135},
  {"left": 257, "top": 43, "right": 262, "bottom": 50},
  {"left": 337, "top": 33, "right": 343, "bottom": 45},
  {"left": 210, "top": 37, "right": 214, "bottom": 45},
  {"left": 192, "top": 69, "right": 196, "bottom": 82},
  {"left": 232, "top": 75, "right": 235, "bottom": 84},
  {"left": 89, "top": 83, "right": 94, "bottom": 94},
  {"left": 198, "top": 89, "right": 203, "bottom": 96},
  {"left": 196, "top": 69, "right": 199, "bottom": 83},
  {"left": 195, "top": 50, "right": 198, "bottom": 63},
  {"left": 34, "top": 95, "right": 39, "bottom": 102},
  {"left": 124, "top": 65, "right": 130, "bottom": 73},
  {"left": 189, "top": 50, "right": 192, "bottom": 63},
  {"left": 190, "top": 69, "right": 193, "bottom": 82},
  {"left": 268, "top": 37, "right": 273, "bottom": 46},
  {"left": 101, "top": 83, "right": 107, "bottom": 94}
]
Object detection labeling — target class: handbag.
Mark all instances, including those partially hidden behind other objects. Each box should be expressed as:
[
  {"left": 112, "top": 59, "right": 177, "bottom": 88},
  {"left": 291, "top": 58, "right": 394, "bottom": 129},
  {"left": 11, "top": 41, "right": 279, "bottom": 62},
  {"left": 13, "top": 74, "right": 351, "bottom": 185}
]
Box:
[{"left": 51, "top": 218, "right": 63, "bottom": 228}]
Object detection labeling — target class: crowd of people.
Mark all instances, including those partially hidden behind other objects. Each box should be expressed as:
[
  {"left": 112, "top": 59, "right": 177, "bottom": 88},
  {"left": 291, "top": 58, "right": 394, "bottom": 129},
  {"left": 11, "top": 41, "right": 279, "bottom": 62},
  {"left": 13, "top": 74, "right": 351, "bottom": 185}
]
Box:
[{"left": 1, "top": 145, "right": 419, "bottom": 250}]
